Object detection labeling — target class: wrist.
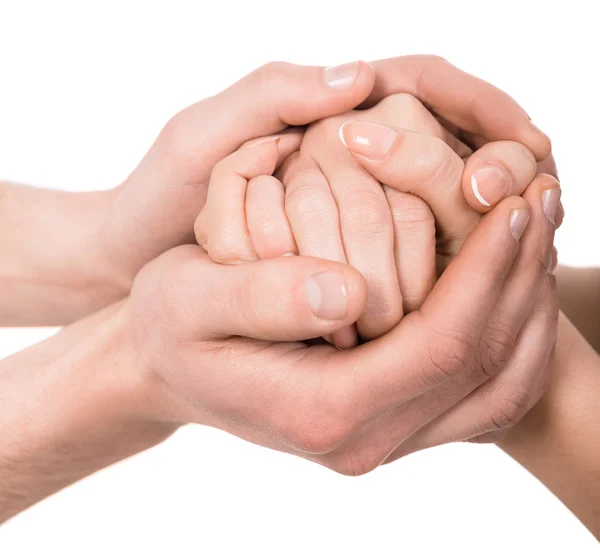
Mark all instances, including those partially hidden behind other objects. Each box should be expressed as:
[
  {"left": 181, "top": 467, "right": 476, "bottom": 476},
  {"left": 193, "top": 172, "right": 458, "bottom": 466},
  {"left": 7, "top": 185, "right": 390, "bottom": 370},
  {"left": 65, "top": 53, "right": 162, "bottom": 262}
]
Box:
[
  {"left": 0, "top": 301, "right": 177, "bottom": 522},
  {"left": 499, "top": 312, "right": 600, "bottom": 537}
]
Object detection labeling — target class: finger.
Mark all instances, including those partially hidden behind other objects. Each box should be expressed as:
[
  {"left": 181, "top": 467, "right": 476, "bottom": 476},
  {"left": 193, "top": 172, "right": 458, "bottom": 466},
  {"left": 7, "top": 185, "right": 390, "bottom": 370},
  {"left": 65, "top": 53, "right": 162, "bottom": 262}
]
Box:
[
  {"left": 161, "top": 246, "right": 367, "bottom": 341},
  {"left": 113, "top": 61, "right": 375, "bottom": 269},
  {"left": 378, "top": 176, "right": 560, "bottom": 460},
  {"left": 239, "top": 127, "right": 304, "bottom": 153},
  {"left": 400, "top": 276, "right": 558, "bottom": 447},
  {"left": 366, "top": 177, "right": 560, "bottom": 460},
  {"left": 203, "top": 140, "right": 280, "bottom": 264},
  {"left": 537, "top": 152, "right": 559, "bottom": 179},
  {"left": 470, "top": 175, "right": 560, "bottom": 375},
  {"left": 245, "top": 175, "right": 297, "bottom": 258},
  {"left": 279, "top": 153, "right": 359, "bottom": 349},
  {"left": 536, "top": 152, "right": 563, "bottom": 229},
  {"left": 340, "top": 120, "right": 475, "bottom": 256},
  {"left": 464, "top": 141, "right": 538, "bottom": 211},
  {"left": 383, "top": 188, "right": 436, "bottom": 313},
  {"left": 313, "top": 152, "right": 403, "bottom": 341},
  {"left": 365, "top": 55, "right": 551, "bottom": 160},
  {"left": 328, "top": 196, "right": 530, "bottom": 416},
  {"left": 366, "top": 93, "right": 473, "bottom": 157}
]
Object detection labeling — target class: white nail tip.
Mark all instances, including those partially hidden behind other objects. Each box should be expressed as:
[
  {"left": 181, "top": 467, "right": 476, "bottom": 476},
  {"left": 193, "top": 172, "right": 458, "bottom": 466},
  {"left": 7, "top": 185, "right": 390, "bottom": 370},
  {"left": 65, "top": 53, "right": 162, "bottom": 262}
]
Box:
[
  {"left": 471, "top": 174, "right": 491, "bottom": 207},
  {"left": 339, "top": 122, "right": 349, "bottom": 148}
]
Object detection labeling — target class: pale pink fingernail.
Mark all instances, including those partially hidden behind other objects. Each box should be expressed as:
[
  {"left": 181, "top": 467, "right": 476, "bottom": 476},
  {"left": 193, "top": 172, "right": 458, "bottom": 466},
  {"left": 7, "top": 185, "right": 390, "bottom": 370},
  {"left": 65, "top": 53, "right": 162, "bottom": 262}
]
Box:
[
  {"left": 471, "top": 166, "right": 510, "bottom": 207},
  {"left": 542, "top": 187, "right": 561, "bottom": 224},
  {"left": 339, "top": 120, "right": 398, "bottom": 160},
  {"left": 509, "top": 209, "right": 531, "bottom": 241},
  {"left": 324, "top": 61, "right": 361, "bottom": 90},
  {"left": 305, "top": 272, "right": 348, "bottom": 320}
]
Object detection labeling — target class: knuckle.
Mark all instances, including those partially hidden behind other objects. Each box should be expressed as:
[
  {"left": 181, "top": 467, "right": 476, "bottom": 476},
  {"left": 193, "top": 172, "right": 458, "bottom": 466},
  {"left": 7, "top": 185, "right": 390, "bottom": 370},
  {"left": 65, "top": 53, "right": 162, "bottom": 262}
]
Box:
[
  {"left": 474, "top": 319, "right": 516, "bottom": 377},
  {"left": 285, "top": 184, "right": 333, "bottom": 218},
  {"left": 339, "top": 191, "right": 391, "bottom": 235},
  {"left": 255, "top": 61, "right": 291, "bottom": 92},
  {"left": 488, "top": 382, "right": 531, "bottom": 430},
  {"left": 427, "top": 336, "right": 471, "bottom": 384},
  {"left": 376, "top": 92, "right": 425, "bottom": 116},
  {"left": 422, "top": 137, "right": 463, "bottom": 184},
  {"left": 208, "top": 235, "right": 254, "bottom": 265},
  {"left": 424, "top": 326, "right": 475, "bottom": 381},
  {"left": 387, "top": 192, "right": 434, "bottom": 229},
  {"left": 159, "top": 109, "right": 197, "bottom": 162}
]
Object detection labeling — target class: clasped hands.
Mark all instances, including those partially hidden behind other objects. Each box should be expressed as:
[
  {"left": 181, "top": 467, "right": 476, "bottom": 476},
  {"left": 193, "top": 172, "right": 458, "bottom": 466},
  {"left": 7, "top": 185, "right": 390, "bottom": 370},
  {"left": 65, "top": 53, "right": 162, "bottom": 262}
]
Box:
[{"left": 102, "top": 57, "right": 560, "bottom": 475}]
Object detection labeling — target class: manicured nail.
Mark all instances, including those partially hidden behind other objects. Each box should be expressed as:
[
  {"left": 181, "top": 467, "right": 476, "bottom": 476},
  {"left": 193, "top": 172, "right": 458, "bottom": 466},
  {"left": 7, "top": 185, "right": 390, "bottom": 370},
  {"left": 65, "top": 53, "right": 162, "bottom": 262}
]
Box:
[
  {"left": 339, "top": 121, "right": 398, "bottom": 160},
  {"left": 542, "top": 187, "right": 561, "bottom": 224},
  {"left": 305, "top": 272, "right": 348, "bottom": 320},
  {"left": 471, "top": 167, "right": 510, "bottom": 207},
  {"left": 509, "top": 209, "right": 531, "bottom": 241},
  {"left": 324, "top": 61, "right": 361, "bottom": 90}
]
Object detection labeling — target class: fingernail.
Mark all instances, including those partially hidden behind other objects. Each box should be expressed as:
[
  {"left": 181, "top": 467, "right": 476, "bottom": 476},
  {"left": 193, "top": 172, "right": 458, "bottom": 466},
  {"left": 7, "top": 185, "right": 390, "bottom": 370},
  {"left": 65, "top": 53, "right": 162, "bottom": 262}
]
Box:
[
  {"left": 324, "top": 61, "right": 361, "bottom": 90},
  {"left": 281, "top": 252, "right": 296, "bottom": 257},
  {"left": 547, "top": 246, "right": 558, "bottom": 273},
  {"left": 509, "top": 209, "right": 531, "bottom": 241},
  {"left": 305, "top": 272, "right": 348, "bottom": 320},
  {"left": 556, "top": 200, "right": 565, "bottom": 227},
  {"left": 339, "top": 121, "right": 398, "bottom": 160},
  {"left": 471, "top": 167, "right": 510, "bottom": 207},
  {"left": 542, "top": 187, "right": 561, "bottom": 224}
]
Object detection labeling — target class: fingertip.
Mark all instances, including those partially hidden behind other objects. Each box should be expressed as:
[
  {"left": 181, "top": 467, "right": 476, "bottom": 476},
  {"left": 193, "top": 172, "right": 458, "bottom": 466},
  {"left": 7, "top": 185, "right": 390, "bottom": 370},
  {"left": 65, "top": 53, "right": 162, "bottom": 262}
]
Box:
[{"left": 527, "top": 121, "right": 552, "bottom": 162}]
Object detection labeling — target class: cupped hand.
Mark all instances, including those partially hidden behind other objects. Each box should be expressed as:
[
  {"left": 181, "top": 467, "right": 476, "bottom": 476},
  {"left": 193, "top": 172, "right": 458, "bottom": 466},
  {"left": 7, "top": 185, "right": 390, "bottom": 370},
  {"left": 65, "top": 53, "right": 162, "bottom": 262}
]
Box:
[
  {"left": 128, "top": 173, "right": 558, "bottom": 474},
  {"left": 96, "top": 56, "right": 549, "bottom": 293},
  {"left": 196, "top": 91, "right": 554, "bottom": 347}
]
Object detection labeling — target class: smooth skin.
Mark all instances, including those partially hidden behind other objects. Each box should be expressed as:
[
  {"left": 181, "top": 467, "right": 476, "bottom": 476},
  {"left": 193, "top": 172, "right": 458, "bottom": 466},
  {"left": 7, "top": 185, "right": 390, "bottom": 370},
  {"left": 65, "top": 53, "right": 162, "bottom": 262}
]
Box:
[
  {"left": 1, "top": 58, "right": 596, "bottom": 538},
  {"left": 196, "top": 97, "right": 600, "bottom": 535},
  {"left": 1, "top": 193, "right": 554, "bottom": 524},
  {"left": 196, "top": 92, "right": 561, "bottom": 346},
  {"left": 0, "top": 56, "right": 549, "bottom": 327}
]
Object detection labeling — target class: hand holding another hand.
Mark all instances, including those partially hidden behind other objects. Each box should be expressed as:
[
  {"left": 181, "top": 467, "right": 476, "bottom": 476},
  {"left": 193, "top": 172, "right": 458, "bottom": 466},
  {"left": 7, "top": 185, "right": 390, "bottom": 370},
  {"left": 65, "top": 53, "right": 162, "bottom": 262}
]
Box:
[{"left": 124, "top": 164, "right": 558, "bottom": 473}]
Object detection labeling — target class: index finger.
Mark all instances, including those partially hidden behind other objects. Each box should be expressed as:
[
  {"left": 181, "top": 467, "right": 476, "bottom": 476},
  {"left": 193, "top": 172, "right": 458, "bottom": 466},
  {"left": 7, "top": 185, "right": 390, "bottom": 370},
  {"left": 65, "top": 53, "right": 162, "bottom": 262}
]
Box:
[{"left": 365, "top": 55, "right": 551, "bottom": 161}]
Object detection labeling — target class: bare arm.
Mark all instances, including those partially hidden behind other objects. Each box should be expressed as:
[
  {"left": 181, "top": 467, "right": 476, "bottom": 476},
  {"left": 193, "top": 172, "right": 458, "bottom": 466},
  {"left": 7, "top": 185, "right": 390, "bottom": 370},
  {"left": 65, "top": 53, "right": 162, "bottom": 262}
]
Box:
[
  {"left": 499, "top": 312, "right": 600, "bottom": 538},
  {"left": 556, "top": 265, "right": 600, "bottom": 353},
  {"left": 0, "top": 301, "right": 175, "bottom": 523},
  {"left": 0, "top": 183, "right": 127, "bottom": 326}
]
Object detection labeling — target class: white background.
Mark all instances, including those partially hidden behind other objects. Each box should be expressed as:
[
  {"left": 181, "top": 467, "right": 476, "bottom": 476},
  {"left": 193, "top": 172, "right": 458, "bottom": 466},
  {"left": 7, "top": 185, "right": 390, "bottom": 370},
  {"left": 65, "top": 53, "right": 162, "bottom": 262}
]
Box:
[{"left": 0, "top": 1, "right": 598, "bottom": 546}]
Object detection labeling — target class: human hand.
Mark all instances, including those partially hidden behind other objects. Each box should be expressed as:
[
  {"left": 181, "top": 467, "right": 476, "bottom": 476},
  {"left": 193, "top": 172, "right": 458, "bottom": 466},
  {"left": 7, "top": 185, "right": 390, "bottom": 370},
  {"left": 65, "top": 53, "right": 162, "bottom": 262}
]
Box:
[
  {"left": 96, "top": 56, "right": 549, "bottom": 298},
  {"left": 126, "top": 172, "right": 558, "bottom": 474},
  {"left": 195, "top": 91, "right": 557, "bottom": 348}
]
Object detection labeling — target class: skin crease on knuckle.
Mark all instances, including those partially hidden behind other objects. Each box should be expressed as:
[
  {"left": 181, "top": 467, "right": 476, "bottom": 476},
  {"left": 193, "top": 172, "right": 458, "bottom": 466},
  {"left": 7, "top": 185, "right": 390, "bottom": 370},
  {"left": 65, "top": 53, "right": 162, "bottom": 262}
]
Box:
[
  {"left": 486, "top": 380, "right": 533, "bottom": 431},
  {"left": 472, "top": 319, "right": 517, "bottom": 378}
]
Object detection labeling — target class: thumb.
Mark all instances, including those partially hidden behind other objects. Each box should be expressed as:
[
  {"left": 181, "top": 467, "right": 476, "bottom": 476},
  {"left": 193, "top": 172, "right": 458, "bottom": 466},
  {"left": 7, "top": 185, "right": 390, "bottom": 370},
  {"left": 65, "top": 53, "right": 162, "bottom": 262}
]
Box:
[
  {"left": 106, "top": 61, "right": 375, "bottom": 276},
  {"left": 171, "top": 246, "right": 367, "bottom": 342}
]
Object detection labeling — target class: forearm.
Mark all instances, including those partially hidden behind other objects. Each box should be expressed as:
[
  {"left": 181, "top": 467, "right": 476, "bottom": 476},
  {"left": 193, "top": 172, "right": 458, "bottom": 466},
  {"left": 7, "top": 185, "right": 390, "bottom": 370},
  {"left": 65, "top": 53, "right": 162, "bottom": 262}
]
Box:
[
  {"left": 0, "top": 301, "right": 177, "bottom": 523},
  {"left": 0, "top": 182, "right": 130, "bottom": 326},
  {"left": 499, "top": 313, "right": 600, "bottom": 538},
  {"left": 557, "top": 265, "right": 600, "bottom": 352}
]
